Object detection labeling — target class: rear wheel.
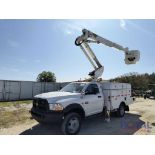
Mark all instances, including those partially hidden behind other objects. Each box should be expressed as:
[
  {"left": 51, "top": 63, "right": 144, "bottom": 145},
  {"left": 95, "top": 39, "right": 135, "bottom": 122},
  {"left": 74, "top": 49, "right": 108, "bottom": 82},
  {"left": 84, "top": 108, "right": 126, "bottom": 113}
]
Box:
[
  {"left": 61, "top": 112, "right": 81, "bottom": 135},
  {"left": 117, "top": 103, "right": 125, "bottom": 117}
]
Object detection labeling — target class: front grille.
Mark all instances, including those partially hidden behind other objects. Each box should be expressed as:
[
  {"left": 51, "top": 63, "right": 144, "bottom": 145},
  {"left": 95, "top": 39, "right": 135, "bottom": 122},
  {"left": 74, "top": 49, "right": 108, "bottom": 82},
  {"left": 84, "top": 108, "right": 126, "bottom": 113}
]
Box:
[{"left": 33, "top": 98, "right": 49, "bottom": 111}]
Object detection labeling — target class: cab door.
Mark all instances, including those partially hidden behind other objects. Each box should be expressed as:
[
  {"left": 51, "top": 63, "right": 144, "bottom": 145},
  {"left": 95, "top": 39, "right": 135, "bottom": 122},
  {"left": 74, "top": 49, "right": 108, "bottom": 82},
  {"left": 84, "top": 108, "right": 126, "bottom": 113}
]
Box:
[{"left": 82, "top": 83, "right": 103, "bottom": 116}]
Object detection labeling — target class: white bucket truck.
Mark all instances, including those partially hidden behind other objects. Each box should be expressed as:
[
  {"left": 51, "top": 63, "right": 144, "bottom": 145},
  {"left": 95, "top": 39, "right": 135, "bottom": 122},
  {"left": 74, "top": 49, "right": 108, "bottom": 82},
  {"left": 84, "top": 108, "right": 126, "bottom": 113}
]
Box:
[{"left": 31, "top": 29, "right": 140, "bottom": 134}]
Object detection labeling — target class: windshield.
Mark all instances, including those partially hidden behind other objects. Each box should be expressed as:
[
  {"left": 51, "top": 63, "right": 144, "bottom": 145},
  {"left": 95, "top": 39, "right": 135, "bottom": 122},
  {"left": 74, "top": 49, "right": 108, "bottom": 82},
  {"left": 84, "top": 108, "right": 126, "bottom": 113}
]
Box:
[{"left": 60, "top": 83, "right": 86, "bottom": 93}]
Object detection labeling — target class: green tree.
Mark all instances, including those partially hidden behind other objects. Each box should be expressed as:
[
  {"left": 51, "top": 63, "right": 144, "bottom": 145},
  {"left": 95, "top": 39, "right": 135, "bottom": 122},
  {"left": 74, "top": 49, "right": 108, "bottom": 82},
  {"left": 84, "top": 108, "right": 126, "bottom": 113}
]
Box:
[
  {"left": 110, "top": 72, "right": 155, "bottom": 92},
  {"left": 37, "top": 71, "right": 56, "bottom": 82}
]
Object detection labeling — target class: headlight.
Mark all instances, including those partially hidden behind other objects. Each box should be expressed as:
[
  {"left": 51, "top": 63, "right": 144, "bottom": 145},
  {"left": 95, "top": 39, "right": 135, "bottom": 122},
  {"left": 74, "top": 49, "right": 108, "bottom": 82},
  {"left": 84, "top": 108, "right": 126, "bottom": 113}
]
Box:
[{"left": 49, "top": 103, "right": 64, "bottom": 111}]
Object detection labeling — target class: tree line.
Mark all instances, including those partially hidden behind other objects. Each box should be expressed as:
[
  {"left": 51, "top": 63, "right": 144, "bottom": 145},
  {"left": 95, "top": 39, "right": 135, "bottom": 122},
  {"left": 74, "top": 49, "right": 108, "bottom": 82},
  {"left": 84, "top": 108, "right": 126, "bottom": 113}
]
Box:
[
  {"left": 36, "top": 71, "right": 155, "bottom": 93},
  {"left": 110, "top": 72, "right": 155, "bottom": 91}
]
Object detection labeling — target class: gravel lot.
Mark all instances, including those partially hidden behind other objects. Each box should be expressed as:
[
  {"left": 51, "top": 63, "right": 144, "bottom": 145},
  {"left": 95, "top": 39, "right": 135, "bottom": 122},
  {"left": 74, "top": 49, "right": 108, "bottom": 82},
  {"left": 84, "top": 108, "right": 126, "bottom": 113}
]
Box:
[{"left": 0, "top": 98, "right": 155, "bottom": 135}]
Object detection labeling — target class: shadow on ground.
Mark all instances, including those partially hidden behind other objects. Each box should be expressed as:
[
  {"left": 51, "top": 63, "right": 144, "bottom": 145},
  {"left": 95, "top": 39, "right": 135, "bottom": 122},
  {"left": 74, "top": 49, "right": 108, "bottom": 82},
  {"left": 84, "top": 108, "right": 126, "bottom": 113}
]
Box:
[
  {"left": 20, "top": 113, "right": 144, "bottom": 135},
  {"left": 152, "top": 122, "right": 155, "bottom": 126}
]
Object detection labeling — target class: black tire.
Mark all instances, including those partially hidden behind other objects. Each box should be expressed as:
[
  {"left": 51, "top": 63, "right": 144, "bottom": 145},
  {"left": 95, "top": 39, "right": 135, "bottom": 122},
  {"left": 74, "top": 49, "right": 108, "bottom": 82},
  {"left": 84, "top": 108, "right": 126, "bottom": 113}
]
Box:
[
  {"left": 116, "top": 103, "right": 125, "bottom": 117},
  {"left": 37, "top": 120, "right": 47, "bottom": 125},
  {"left": 61, "top": 112, "right": 81, "bottom": 135}
]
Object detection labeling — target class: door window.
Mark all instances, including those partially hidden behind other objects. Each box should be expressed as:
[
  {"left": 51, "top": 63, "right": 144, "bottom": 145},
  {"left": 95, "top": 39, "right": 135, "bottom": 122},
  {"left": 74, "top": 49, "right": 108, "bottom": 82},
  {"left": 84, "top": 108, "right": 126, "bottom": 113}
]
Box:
[{"left": 85, "top": 84, "right": 99, "bottom": 95}]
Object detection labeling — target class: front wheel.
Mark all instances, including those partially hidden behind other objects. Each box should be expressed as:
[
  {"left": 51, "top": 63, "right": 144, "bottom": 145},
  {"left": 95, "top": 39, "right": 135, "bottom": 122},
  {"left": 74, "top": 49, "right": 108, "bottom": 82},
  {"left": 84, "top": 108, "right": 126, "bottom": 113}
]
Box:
[
  {"left": 61, "top": 112, "right": 81, "bottom": 135},
  {"left": 116, "top": 104, "right": 125, "bottom": 117}
]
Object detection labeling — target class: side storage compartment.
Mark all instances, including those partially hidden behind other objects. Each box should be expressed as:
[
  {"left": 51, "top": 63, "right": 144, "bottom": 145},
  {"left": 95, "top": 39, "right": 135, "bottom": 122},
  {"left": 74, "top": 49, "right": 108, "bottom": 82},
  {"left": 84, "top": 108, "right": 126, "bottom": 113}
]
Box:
[{"left": 101, "top": 82, "right": 132, "bottom": 111}]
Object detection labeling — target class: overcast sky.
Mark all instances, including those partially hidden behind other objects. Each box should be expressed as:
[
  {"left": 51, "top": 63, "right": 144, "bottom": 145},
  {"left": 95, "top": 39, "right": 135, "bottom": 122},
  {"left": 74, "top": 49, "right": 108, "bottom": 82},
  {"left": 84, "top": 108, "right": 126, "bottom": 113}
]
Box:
[{"left": 0, "top": 19, "right": 154, "bottom": 82}]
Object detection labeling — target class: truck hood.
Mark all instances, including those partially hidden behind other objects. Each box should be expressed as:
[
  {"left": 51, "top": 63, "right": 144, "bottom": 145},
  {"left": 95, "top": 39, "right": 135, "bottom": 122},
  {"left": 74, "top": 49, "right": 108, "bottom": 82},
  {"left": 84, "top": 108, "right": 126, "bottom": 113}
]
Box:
[{"left": 34, "top": 91, "right": 81, "bottom": 103}]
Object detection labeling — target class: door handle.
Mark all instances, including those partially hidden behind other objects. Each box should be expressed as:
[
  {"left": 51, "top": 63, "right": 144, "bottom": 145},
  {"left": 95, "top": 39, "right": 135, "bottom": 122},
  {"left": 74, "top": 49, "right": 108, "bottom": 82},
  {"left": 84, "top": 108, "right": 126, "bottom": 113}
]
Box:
[{"left": 98, "top": 96, "right": 101, "bottom": 98}]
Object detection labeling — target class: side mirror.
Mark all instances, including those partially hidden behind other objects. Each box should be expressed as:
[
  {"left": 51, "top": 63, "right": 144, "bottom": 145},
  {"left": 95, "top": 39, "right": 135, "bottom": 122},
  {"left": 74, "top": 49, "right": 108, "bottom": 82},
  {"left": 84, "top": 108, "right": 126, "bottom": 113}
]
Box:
[
  {"left": 85, "top": 91, "right": 89, "bottom": 95},
  {"left": 81, "top": 91, "right": 86, "bottom": 98},
  {"left": 81, "top": 90, "right": 90, "bottom": 95}
]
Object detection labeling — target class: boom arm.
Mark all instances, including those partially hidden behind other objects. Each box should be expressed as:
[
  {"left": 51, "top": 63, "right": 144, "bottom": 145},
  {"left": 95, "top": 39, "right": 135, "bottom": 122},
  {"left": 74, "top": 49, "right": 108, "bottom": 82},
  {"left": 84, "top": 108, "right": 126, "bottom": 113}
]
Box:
[{"left": 75, "top": 29, "right": 140, "bottom": 79}]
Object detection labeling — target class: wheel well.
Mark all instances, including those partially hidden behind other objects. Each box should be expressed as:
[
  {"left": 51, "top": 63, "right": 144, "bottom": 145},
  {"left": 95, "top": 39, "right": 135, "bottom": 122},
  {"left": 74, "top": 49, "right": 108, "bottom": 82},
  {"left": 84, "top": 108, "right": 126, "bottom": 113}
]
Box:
[
  {"left": 120, "top": 102, "right": 129, "bottom": 111},
  {"left": 64, "top": 104, "right": 85, "bottom": 118},
  {"left": 120, "top": 102, "right": 125, "bottom": 107},
  {"left": 65, "top": 108, "right": 85, "bottom": 118}
]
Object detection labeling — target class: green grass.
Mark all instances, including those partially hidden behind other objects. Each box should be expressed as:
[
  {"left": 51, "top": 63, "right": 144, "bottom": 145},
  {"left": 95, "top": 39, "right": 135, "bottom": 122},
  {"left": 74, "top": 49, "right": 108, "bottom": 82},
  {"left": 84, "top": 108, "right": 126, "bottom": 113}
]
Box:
[
  {"left": 0, "top": 108, "right": 31, "bottom": 128},
  {"left": 0, "top": 100, "right": 33, "bottom": 128},
  {"left": 0, "top": 100, "right": 32, "bottom": 107}
]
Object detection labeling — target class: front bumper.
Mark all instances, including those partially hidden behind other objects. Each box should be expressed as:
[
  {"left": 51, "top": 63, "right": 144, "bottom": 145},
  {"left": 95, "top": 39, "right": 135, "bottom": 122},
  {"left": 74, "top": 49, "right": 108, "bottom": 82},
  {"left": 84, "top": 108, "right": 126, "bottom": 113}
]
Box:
[{"left": 31, "top": 108, "right": 64, "bottom": 123}]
